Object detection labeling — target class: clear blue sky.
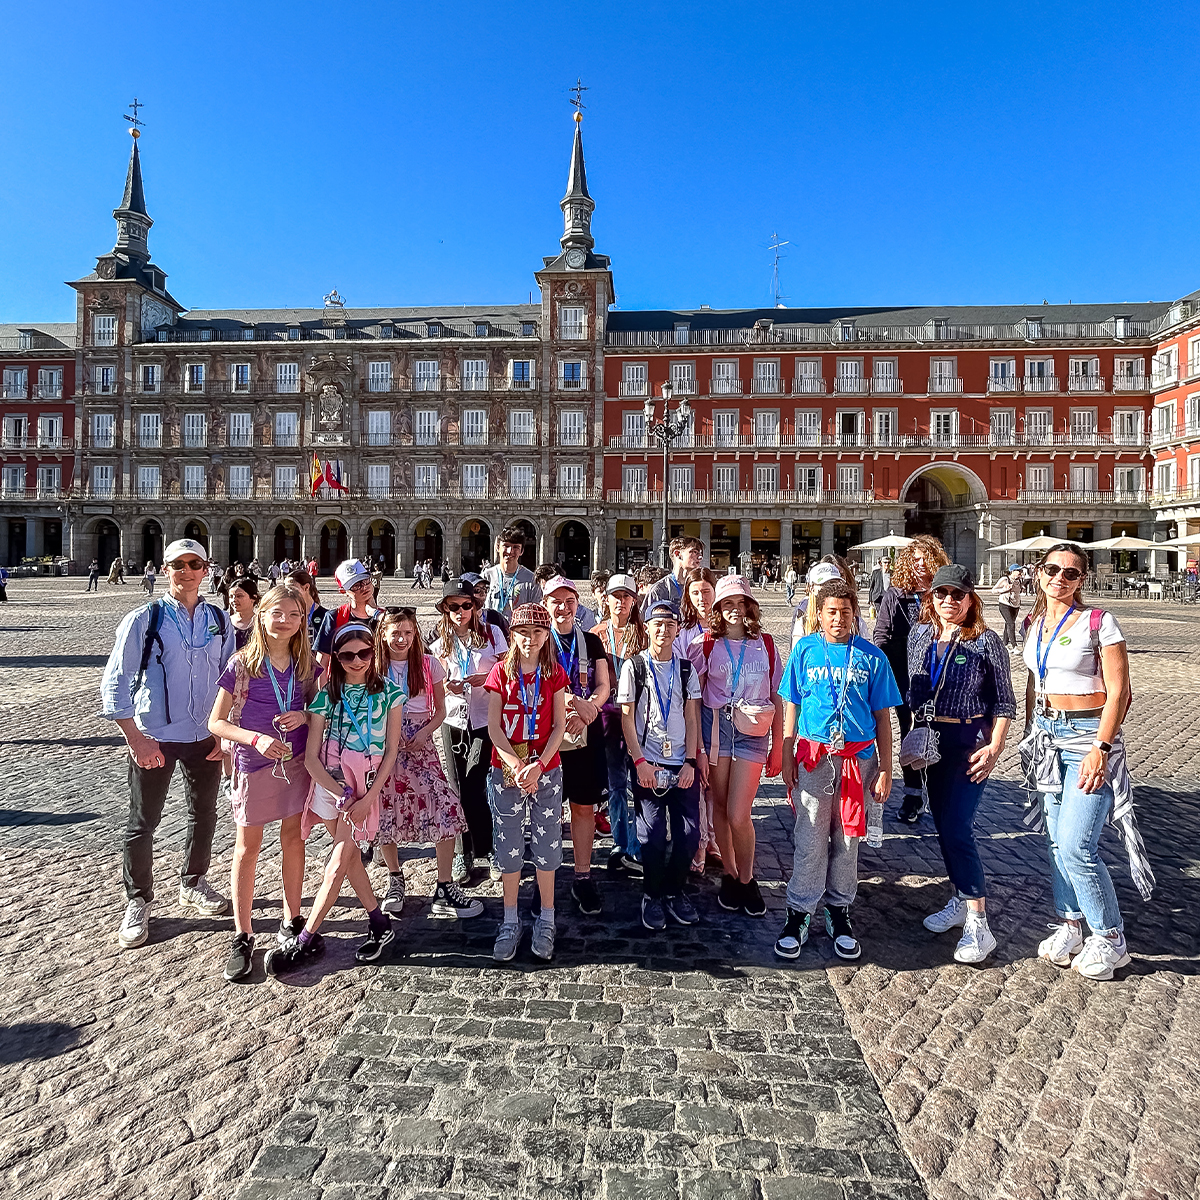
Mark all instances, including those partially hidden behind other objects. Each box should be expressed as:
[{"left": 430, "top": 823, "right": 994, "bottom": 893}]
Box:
[{"left": 2, "top": 2, "right": 1195, "bottom": 321}]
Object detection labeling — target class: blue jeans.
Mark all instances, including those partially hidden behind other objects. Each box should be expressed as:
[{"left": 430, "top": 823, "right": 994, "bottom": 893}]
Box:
[
  {"left": 604, "top": 735, "right": 639, "bottom": 858},
  {"left": 923, "top": 722, "right": 989, "bottom": 899},
  {"left": 1037, "top": 715, "right": 1124, "bottom": 936},
  {"left": 630, "top": 771, "right": 700, "bottom": 898}
]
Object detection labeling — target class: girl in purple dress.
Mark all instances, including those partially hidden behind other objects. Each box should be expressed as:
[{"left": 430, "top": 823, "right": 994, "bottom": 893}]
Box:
[{"left": 208, "top": 583, "right": 316, "bottom": 981}]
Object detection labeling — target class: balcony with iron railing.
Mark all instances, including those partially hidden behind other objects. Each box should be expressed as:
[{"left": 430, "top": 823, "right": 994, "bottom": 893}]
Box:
[
  {"left": 0, "top": 334, "right": 77, "bottom": 351},
  {"left": 619, "top": 380, "right": 649, "bottom": 397},
  {"left": 791, "top": 376, "right": 826, "bottom": 395},
  {"left": 604, "top": 487, "right": 879, "bottom": 506},
  {"left": 710, "top": 377, "right": 744, "bottom": 395},
  {"left": 988, "top": 376, "right": 1021, "bottom": 393},
  {"left": 928, "top": 376, "right": 964, "bottom": 394},
  {"left": 2, "top": 384, "right": 29, "bottom": 400},
  {"left": 1112, "top": 373, "right": 1149, "bottom": 392},
  {"left": 1023, "top": 375, "right": 1060, "bottom": 393},
  {"left": 750, "top": 377, "right": 783, "bottom": 395},
  {"left": 1067, "top": 374, "right": 1105, "bottom": 393},
  {"left": 870, "top": 376, "right": 902, "bottom": 395},
  {"left": 833, "top": 375, "right": 870, "bottom": 395},
  {"left": 1152, "top": 366, "right": 1179, "bottom": 389},
  {"left": 1149, "top": 418, "right": 1200, "bottom": 447},
  {"left": 1, "top": 435, "right": 74, "bottom": 452},
  {"left": 1016, "top": 489, "right": 1147, "bottom": 505},
  {"left": 147, "top": 320, "right": 537, "bottom": 345},
  {"left": 1152, "top": 483, "right": 1200, "bottom": 505}
]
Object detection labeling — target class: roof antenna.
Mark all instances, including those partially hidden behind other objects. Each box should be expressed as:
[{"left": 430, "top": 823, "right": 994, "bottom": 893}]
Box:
[{"left": 769, "top": 232, "right": 789, "bottom": 307}]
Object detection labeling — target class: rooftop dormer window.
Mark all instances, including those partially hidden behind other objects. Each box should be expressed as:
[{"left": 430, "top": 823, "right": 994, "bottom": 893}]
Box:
[
  {"left": 380, "top": 324, "right": 393, "bottom": 339},
  {"left": 288, "top": 326, "right": 301, "bottom": 341},
  {"left": 426, "top": 323, "right": 442, "bottom": 338},
  {"left": 200, "top": 329, "right": 212, "bottom": 342},
  {"left": 475, "top": 323, "right": 489, "bottom": 337},
  {"left": 522, "top": 322, "right": 535, "bottom": 337},
  {"left": 242, "top": 328, "right": 254, "bottom": 340}
]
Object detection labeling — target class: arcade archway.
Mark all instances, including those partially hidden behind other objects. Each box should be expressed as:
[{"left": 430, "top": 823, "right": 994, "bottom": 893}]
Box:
[
  {"left": 319, "top": 520, "right": 348, "bottom": 573},
  {"left": 460, "top": 519, "right": 492, "bottom": 574},
  {"left": 141, "top": 520, "right": 163, "bottom": 569},
  {"left": 554, "top": 520, "right": 591, "bottom": 579},
  {"left": 183, "top": 520, "right": 209, "bottom": 552},
  {"left": 366, "top": 519, "right": 397, "bottom": 572},
  {"left": 228, "top": 519, "right": 254, "bottom": 568},
  {"left": 414, "top": 519, "right": 443, "bottom": 574},
  {"left": 96, "top": 520, "right": 121, "bottom": 571},
  {"left": 274, "top": 520, "right": 301, "bottom": 564},
  {"left": 900, "top": 464, "right": 986, "bottom": 571}
]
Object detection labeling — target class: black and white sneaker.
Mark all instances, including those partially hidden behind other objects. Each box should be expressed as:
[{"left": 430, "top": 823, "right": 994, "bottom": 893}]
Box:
[
  {"left": 741, "top": 878, "right": 767, "bottom": 918},
  {"left": 607, "top": 847, "right": 627, "bottom": 874},
  {"left": 641, "top": 895, "right": 667, "bottom": 931},
  {"left": 382, "top": 871, "right": 406, "bottom": 915},
  {"left": 572, "top": 875, "right": 603, "bottom": 916},
  {"left": 224, "top": 932, "right": 254, "bottom": 981},
  {"left": 774, "top": 908, "right": 810, "bottom": 960},
  {"left": 664, "top": 893, "right": 699, "bottom": 926},
  {"left": 897, "top": 791, "right": 923, "bottom": 825},
  {"left": 718, "top": 874, "right": 743, "bottom": 912},
  {"left": 620, "top": 854, "right": 644, "bottom": 878},
  {"left": 266, "top": 932, "right": 325, "bottom": 976},
  {"left": 277, "top": 915, "right": 305, "bottom": 947},
  {"left": 431, "top": 881, "right": 484, "bottom": 919},
  {"left": 355, "top": 921, "right": 395, "bottom": 964},
  {"left": 825, "top": 905, "right": 861, "bottom": 960}
]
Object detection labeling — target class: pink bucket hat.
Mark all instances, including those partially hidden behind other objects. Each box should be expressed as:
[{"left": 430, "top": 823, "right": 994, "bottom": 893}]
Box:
[{"left": 714, "top": 574, "right": 754, "bottom": 605}]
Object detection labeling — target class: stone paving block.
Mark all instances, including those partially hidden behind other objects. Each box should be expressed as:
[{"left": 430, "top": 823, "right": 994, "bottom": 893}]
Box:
[
  {"left": 313, "top": 1149, "right": 388, "bottom": 1185},
  {"left": 603, "top": 1167, "right": 680, "bottom": 1199},
  {"left": 249, "top": 1144, "right": 326, "bottom": 1180}
]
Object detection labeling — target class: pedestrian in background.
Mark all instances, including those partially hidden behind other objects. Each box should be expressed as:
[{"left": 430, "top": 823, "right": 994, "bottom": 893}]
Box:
[
  {"left": 784, "top": 563, "right": 798, "bottom": 606},
  {"left": 0, "top": 564, "right": 8, "bottom": 601},
  {"left": 990, "top": 564, "right": 1025, "bottom": 652},
  {"left": 101, "top": 538, "right": 234, "bottom": 950},
  {"left": 141, "top": 561, "right": 157, "bottom": 596},
  {"left": 86, "top": 559, "right": 100, "bottom": 593}
]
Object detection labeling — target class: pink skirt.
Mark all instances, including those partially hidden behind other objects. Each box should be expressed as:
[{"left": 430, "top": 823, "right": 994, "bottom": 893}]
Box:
[
  {"left": 230, "top": 760, "right": 310, "bottom": 828},
  {"left": 377, "top": 716, "right": 467, "bottom": 845},
  {"left": 300, "top": 745, "right": 381, "bottom": 842}
]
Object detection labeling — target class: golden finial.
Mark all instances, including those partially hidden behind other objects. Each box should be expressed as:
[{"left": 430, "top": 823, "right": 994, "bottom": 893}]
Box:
[{"left": 124, "top": 98, "right": 145, "bottom": 139}]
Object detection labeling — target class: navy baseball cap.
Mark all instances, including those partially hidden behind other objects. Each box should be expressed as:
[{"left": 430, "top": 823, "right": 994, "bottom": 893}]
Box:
[{"left": 647, "top": 600, "right": 681, "bottom": 623}]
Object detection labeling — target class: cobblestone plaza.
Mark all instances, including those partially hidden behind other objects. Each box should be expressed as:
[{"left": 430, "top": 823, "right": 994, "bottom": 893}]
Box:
[{"left": 1, "top": 580, "right": 1197, "bottom": 1200}]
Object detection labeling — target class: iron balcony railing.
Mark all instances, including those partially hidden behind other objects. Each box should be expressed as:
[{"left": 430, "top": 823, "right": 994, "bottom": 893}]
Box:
[
  {"left": 606, "top": 428, "right": 1146, "bottom": 451},
  {"left": 1, "top": 435, "right": 75, "bottom": 451},
  {"left": 1016, "top": 489, "right": 1147, "bottom": 504},
  {"left": 605, "top": 487, "right": 879, "bottom": 505}
]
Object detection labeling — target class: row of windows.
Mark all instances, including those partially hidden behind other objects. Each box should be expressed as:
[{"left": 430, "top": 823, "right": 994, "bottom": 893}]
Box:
[
  {"left": 1, "top": 414, "right": 66, "bottom": 447},
  {"left": 1, "top": 368, "right": 65, "bottom": 398},
  {"left": 0, "top": 465, "right": 63, "bottom": 496}
]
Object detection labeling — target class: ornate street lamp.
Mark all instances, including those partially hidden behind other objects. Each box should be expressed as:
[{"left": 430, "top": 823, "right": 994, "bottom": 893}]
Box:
[{"left": 644, "top": 379, "right": 692, "bottom": 569}]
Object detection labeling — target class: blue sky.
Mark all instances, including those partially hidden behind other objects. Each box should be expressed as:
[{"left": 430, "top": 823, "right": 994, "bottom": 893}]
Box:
[{"left": 2, "top": 2, "right": 1195, "bottom": 321}]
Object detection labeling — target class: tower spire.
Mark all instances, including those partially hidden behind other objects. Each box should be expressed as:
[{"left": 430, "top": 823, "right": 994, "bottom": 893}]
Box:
[
  {"left": 560, "top": 83, "right": 595, "bottom": 257},
  {"left": 112, "top": 100, "right": 152, "bottom": 263}
]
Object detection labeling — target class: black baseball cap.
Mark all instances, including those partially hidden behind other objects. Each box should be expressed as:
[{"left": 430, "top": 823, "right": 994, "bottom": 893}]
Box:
[
  {"left": 436, "top": 579, "right": 478, "bottom": 612},
  {"left": 930, "top": 564, "right": 975, "bottom": 593}
]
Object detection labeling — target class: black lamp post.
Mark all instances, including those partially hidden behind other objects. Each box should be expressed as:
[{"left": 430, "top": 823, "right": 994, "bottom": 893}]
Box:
[{"left": 644, "top": 380, "right": 692, "bottom": 569}]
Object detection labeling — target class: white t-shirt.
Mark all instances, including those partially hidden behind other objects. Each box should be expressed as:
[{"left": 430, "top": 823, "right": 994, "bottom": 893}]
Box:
[
  {"left": 430, "top": 627, "right": 508, "bottom": 729},
  {"left": 387, "top": 655, "right": 445, "bottom": 719},
  {"left": 1022, "top": 609, "right": 1124, "bottom": 695},
  {"left": 617, "top": 651, "right": 702, "bottom": 767}
]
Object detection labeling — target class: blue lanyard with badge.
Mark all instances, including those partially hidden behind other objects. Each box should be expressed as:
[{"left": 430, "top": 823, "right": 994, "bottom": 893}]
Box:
[
  {"left": 820, "top": 634, "right": 856, "bottom": 750},
  {"left": 516, "top": 667, "right": 541, "bottom": 742},
  {"left": 1034, "top": 606, "right": 1075, "bottom": 714},
  {"left": 339, "top": 688, "right": 375, "bottom": 763},
  {"left": 553, "top": 629, "right": 583, "bottom": 695},
  {"left": 266, "top": 661, "right": 296, "bottom": 777},
  {"left": 648, "top": 656, "right": 677, "bottom": 758},
  {"left": 920, "top": 630, "right": 959, "bottom": 723},
  {"left": 723, "top": 637, "right": 748, "bottom": 715},
  {"left": 497, "top": 571, "right": 519, "bottom": 612}
]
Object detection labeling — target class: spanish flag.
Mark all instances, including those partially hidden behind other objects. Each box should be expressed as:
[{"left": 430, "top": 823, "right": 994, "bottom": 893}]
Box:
[{"left": 310, "top": 451, "right": 324, "bottom": 497}]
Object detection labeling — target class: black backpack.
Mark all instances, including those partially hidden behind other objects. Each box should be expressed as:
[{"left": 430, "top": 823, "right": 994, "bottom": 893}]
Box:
[{"left": 130, "top": 599, "right": 230, "bottom": 720}]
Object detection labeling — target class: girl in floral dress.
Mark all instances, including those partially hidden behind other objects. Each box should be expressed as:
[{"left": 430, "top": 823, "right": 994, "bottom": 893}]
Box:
[{"left": 375, "top": 609, "right": 483, "bottom": 920}]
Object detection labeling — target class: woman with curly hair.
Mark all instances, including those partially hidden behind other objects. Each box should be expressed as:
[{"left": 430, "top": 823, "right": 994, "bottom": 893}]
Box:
[{"left": 872, "top": 534, "right": 949, "bottom": 823}]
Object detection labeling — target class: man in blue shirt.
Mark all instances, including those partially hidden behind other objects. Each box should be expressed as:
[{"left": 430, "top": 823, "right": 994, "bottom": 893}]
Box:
[
  {"left": 777, "top": 579, "right": 901, "bottom": 962},
  {"left": 101, "top": 537, "right": 236, "bottom": 949}
]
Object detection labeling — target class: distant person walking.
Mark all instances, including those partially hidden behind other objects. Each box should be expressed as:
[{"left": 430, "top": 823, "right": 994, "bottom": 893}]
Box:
[
  {"left": 101, "top": 538, "right": 235, "bottom": 950},
  {"left": 0, "top": 565, "right": 8, "bottom": 602},
  {"left": 990, "top": 564, "right": 1024, "bottom": 651},
  {"left": 86, "top": 560, "right": 101, "bottom": 593},
  {"left": 141, "top": 562, "right": 157, "bottom": 596}
]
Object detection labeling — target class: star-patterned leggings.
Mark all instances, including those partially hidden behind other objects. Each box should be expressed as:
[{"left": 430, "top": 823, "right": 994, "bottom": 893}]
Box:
[{"left": 487, "top": 765, "right": 565, "bottom": 875}]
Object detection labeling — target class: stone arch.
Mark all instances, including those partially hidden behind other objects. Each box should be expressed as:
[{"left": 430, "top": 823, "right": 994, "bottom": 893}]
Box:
[
  {"left": 459, "top": 517, "right": 492, "bottom": 575},
  {"left": 553, "top": 517, "right": 592, "bottom": 579},
  {"left": 136, "top": 517, "right": 164, "bottom": 569},
  {"left": 318, "top": 519, "right": 349, "bottom": 573},
  {"left": 899, "top": 462, "right": 986, "bottom": 572},
  {"left": 80, "top": 515, "right": 125, "bottom": 572},
  {"left": 364, "top": 517, "right": 397, "bottom": 572},
  {"left": 227, "top": 518, "right": 257, "bottom": 568}
]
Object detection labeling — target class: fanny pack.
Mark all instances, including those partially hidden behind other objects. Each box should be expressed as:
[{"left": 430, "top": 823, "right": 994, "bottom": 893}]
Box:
[
  {"left": 731, "top": 700, "right": 775, "bottom": 736},
  {"left": 898, "top": 632, "right": 955, "bottom": 770}
]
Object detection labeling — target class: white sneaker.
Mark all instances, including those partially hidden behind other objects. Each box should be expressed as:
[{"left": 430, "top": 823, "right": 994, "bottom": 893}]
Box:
[
  {"left": 1072, "top": 933, "right": 1131, "bottom": 981},
  {"left": 1038, "top": 922, "right": 1084, "bottom": 967},
  {"left": 953, "top": 913, "right": 997, "bottom": 964},
  {"left": 923, "top": 895, "right": 968, "bottom": 934},
  {"left": 382, "top": 872, "right": 406, "bottom": 915},
  {"left": 178, "top": 877, "right": 230, "bottom": 916},
  {"left": 118, "top": 899, "right": 151, "bottom": 948}
]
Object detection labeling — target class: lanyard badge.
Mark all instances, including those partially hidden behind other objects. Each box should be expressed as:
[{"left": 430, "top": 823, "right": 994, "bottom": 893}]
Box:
[
  {"left": 648, "top": 656, "right": 676, "bottom": 757},
  {"left": 266, "top": 661, "right": 296, "bottom": 768},
  {"left": 723, "top": 637, "right": 748, "bottom": 715},
  {"left": 516, "top": 667, "right": 540, "bottom": 742}
]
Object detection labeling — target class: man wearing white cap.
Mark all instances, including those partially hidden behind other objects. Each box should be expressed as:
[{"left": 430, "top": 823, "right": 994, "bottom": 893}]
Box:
[{"left": 101, "top": 538, "right": 236, "bottom": 950}]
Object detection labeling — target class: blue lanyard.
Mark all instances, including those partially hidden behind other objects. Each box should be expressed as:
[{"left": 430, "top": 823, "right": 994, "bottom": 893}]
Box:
[
  {"left": 266, "top": 660, "right": 294, "bottom": 715},
  {"left": 1036, "top": 606, "right": 1076, "bottom": 689},
  {"left": 724, "top": 637, "right": 748, "bottom": 698},
  {"left": 515, "top": 667, "right": 540, "bottom": 738},
  {"left": 553, "top": 629, "right": 580, "bottom": 692},
  {"left": 165, "top": 601, "right": 213, "bottom": 651},
  {"left": 607, "top": 624, "right": 624, "bottom": 670},
  {"left": 929, "top": 636, "right": 955, "bottom": 692},
  {"left": 340, "top": 687, "right": 374, "bottom": 752},
  {"left": 387, "top": 662, "right": 410, "bottom": 705},
  {"left": 451, "top": 634, "right": 471, "bottom": 680},
  {"left": 497, "top": 571, "right": 519, "bottom": 611},
  {"left": 820, "top": 634, "right": 855, "bottom": 718},
  {"left": 648, "top": 655, "right": 675, "bottom": 728}
]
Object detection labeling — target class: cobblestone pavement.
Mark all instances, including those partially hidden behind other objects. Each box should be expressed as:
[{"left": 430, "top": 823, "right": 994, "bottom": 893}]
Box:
[{"left": 1, "top": 578, "right": 1196, "bottom": 1200}]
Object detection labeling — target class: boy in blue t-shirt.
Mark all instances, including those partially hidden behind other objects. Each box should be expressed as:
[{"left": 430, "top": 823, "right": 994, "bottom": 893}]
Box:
[{"left": 777, "top": 579, "right": 901, "bottom": 961}]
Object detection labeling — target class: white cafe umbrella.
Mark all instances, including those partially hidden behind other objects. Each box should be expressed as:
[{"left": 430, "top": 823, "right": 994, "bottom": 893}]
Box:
[
  {"left": 1087, "top": 535, "right": 1160, "bottom": 551},
  {"left": 1156, "top": 533, "right": 1200, "bottom": 547},
  {"left": 849, "top": 533, "right": 914, "bottom": 551},
  {"left": 990, "top": 534, "right": 1086, "bottom": 553}
]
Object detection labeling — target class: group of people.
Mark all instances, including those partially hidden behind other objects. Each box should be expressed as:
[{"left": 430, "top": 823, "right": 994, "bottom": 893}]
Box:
[{"left": 100, "top": 523, "right": 1150, "bottom": 984}]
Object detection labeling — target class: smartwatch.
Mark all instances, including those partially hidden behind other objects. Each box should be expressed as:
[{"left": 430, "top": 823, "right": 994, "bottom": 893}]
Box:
[
  {"left": 1092, "top": 739, "right": 1113, "bottom": 753},
  {"left": 685, "top": 757, "right": 698, "bottom": 767}
]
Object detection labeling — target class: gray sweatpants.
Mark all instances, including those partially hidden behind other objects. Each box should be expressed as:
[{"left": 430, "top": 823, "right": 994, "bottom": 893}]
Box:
[
  {"left": 785, "top": 751, "right": 879, "bottom": 914},
  {"left": 488, "top": 765, "right": 564, "bottom": 875}
]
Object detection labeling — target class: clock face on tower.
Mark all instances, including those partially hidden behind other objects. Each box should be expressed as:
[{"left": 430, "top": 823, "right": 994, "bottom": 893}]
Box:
[{"left": 566, "top": 248, "right": 586, "bottom": 269}]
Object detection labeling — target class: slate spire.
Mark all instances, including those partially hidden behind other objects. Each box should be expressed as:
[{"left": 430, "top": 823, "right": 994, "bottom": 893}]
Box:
[
  {"left": 112, "top": 130, "right": 153, "bottom": 264},
  {"left": 560, "top": 112, "right": 595, "bottom": 255}
]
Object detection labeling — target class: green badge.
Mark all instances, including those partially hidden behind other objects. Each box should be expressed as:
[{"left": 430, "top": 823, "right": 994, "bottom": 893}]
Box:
[
  {"left": 954, "top": 654, "right": 967, "bottom": 664},
  {"left": 1058, "top": 635, "right": 1071, "bottom": 645}
]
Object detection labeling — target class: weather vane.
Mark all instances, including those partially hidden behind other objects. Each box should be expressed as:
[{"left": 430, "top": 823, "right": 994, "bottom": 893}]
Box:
[
  {"left": 569, "top": 78, "right": 588, "bottom": 117},
  {"left": 124, "top": 98, "right": 145, "bottom": 139}
]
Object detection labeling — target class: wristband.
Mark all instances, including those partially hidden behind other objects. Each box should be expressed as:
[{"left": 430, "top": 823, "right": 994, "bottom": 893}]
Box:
[
  {"left": 685, "top": 757, "right": 697, "bottom": 767},
  {"left": 634, "top": 757, "right": 647, "bottom": 768}
]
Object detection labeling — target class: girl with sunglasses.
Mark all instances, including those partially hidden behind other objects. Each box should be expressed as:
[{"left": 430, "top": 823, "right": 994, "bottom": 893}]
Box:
[
  {"left": 1020, "top": 544, "right": 1148, "bottom": 981},
  {"left": 268, "top": 622, "right": 404, "bottom": 973},
  {"left": 906, "top": 566, "right": 1015, "bottom": 963},
  {"left": 429, "top": 580, "right": 509, "bottom": 882},
  {"left": 375, "top": 608, "right": 483, "bottom": 921},
  {"left": 207, "top": 584, "right": 316, "bottom": 981}
]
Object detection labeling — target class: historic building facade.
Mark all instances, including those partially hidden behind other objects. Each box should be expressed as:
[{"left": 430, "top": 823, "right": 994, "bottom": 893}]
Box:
[{"left": 2, "top": 114, "right": 1198, "bottom": 577}]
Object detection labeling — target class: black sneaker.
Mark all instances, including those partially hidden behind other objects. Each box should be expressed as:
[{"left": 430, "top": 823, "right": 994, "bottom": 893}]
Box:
[
  {"left": 223, "top": 932, "right": 254, "bottom": 981},
  {"left": 360, "top": 841, "right": 376, "bottom": 866},
  {"left": 664, "top": 893, "right": 699, "bottom": 926},
  {"left": 741, "top": 878, "right": 767, "bottom": 918},
  {"left": 431, "top": 881, "right": 484, "bottom": 919},
  {"left": 825, "top": 905, "right": 861, "bottom": 960},
  {"left": 774, "top": 908, "right": 810, "bottom": 960},
  {"left": 277, "top": 915, "right": 305, "bottom": 947},
  {"left": 355, "top": 921, "right": 396, "bottom": 964},
  {"left": 620, "top": 854, "right": 644, "bottom": 877},
  {"left": 641, "top": 895, "right": 667, "bottom": 931},
  {"left": 718, "top": 874, "right": 743, "bottom": 912},
  {"left": 897, "top": 792, "right": 923, "bottom": 824},
  {"left": 572, "top": 875, "right": 603, "bottom": 916},
  {"left": 607, "top": 847, "right": 627, "bottom": 874},
  {"left": 265, "top": 932, "right": 325, "bottom": 976}
]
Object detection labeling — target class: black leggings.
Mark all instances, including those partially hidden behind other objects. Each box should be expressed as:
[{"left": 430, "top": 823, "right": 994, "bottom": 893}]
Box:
[
  {"left": 999, "top": 605, "right": 1019, "bottom": 648},
  {"left": 440, "top": 723, "right": 494, "bottom": 858}
]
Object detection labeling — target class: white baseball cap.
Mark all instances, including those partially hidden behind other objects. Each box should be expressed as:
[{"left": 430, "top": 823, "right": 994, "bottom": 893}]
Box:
[
  {"left": 806, "top": 563, "right": 842, "bottom": 587},
  {"left": 335, "top": 559, "right": 372, "bottom": 591},
  {"left": 163, "top": 538, "right": 210, "bottom": 565},
  {"left": 606, "top": 572, "right": 638, "bottom": 597}
]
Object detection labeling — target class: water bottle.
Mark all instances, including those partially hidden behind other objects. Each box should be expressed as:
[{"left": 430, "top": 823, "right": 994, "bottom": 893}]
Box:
[{"left": 865, "top": 800, "right": 884, "bottom": 849}]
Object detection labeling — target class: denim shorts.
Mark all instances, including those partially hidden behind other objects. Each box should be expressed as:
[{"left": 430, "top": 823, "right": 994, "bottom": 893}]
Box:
[{"left": 701, "top": 703, "right": 770, "bottom": 764}]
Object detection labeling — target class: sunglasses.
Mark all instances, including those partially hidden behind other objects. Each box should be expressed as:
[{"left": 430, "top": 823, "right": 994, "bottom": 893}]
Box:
[
  {"left": 168, "top": 560, "right": 207, "bottom": 572},
  {"left": 444, "top": 600, "right": 474, "bottom": 613},
  {"left": 385, "top": 606, "right": 417, "bottom": 617},
  {"left": 1040, "top": 564, "right": 1085, "bottom": 582},
  {"left": 348, "top": 579, "right": 373, "bottom": 591},
  {"left": 933, "top": 587, "right": 968, "bottom": 602},
  {"left": 336, "top": 647, "right": 374, "bottom": 664}
]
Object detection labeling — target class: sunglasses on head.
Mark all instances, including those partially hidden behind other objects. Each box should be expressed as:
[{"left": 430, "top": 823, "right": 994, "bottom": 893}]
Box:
[
  {"left": 1040, "top": 563, "right": 1085, "bottom": 582},
  {"left": 933, "top": 586, "right": 967, "bottom": 602},
  {"left": 444, "top": 600, "right": 474, "bottom": 613},
  {"left": 385, "top": 606, "right": 417, "bottom": 617},
  {"left": 336, "top": 647, "right": 373, "bottom": 664},
  {"left": 168, "top": 559, "right": 206, "bottom": 572}
]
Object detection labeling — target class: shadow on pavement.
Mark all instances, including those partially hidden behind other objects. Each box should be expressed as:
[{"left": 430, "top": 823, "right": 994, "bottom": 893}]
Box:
[
  {"left": 0, "top": 1021, "right": 88, "bottom": 1064},
  {"left": 0, "top": 810, "right": 101, "bottom": 827}
]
